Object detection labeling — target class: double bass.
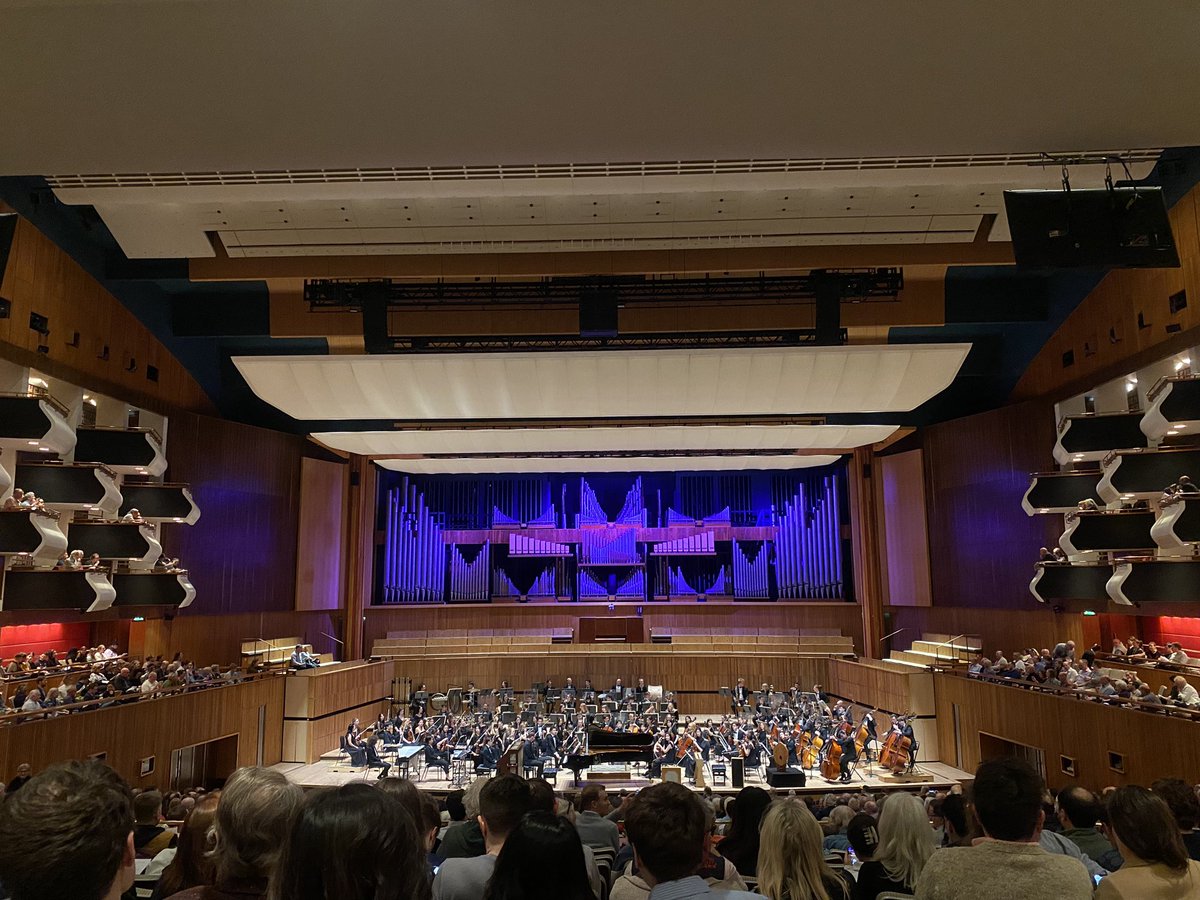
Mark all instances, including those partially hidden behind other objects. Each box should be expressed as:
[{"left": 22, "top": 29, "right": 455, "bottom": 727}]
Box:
[
  {"left": 879, "top": 715, "right": 914, "bottom": 773},
  {"left": 820, "top": 735, "right": 842, "bottom": 781},
  {"left": 799, "top": 728, "right": 824, "bottom": 769}
]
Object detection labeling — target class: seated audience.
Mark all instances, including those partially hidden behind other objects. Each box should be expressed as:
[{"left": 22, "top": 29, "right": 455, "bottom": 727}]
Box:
[
  {"left": 1055, "top": 785, "right": 1114, "bottom": 861},
  {"left": 1161, "top": 642, "right": 1193, "bottom": 666},
  {"left": 123, "top": 508, "right": 145, "bottom": 523},
  {"left": 483, "top": 810, "right": 592, "bottom": 900},
  {"left": 575, "top": 783, "right": 620, "bottom": 854},
  {"left": 289, "top": 644, "right": 320, "bottom": 669},
  {"left": 439, "top": 777, "right": 487, "bottom": 859},
  {"left": 134, "top": 790, "right": 176, "bottom": 858},
  {"left": 0, "top": 760, "right": 136, "bottom": 900},
  {"left": 152, "top": 793, "right": 220, "bottom": 900},
  {"left": 167, "top": 767, "right": 303, "bottom": 900},
  {"left": 1095, "top": 785, "right": 1200, "bottom": 899},
  {"left": 433, "top": 775, "right": 532, "bottom": 900},
  {"left": 853, "top": 791, "right": 932, "bottom": 899},
  {"left": 716, "top": 786, "right": 772, "bottom": 876},
  {"left": 937, "top": 795, "right": 973, "bottom": 848},
  {"left": 1152, "top": 778, "right": 1200, "bottom": 862},
  {"left": 1163, "top": 675, "right": 1200, "bottom": 708},
  {"left": 613, "top": 801, "right": 747, "bottom": 899},
  {"left": 914, "top": 758, "right": 1093, "bottom": 900},
  {"left": 846, "top": 812, "right": 881, "bottom": 862},
  {"left": 6, "top": 762, "right": 33, "bottom": 793},
  {"left": 757, "top": 798, "right": 851, "bottom": 900},
  {"left": 269, "top": 782, "right": 430, "bottom": 900},
  {"left": 823, "top": 804, "right": 857, "bottom": 853},
  {"left": 624, "top": 782, "right": 756, "bottom": 899}
]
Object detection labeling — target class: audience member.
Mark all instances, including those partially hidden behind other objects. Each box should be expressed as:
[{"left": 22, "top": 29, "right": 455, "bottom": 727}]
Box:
[
  {"left": 0, "top": 760, "right": 135, "bottom": 900},
  {"left": 167, "top": 767, "right": 303, "bottom": 900},
  {"left": 846, "top": 813, "right": 881, "bottom": 862},
  {"left": 716, "top": 786, "right": 772, "bottom": 876},
  {"left": 439, "top": 777, "right": 487, "bottom": 859},
  {"left": 134, "top": 790, "right": 176, "bottom": 858},
  {"left": 1095, "top": 785, "right": 1200, "bottom": 899},
  {"left": 1152, "top": 778, "right": 1200, "bottom": 862},
  {"left": 575, "top": 783, "right": 620, "bottom": 854},
  {"left": 1055, "top": 785, "right": 1114, "bottom": 861},
  {"left": 433, "top": 775, "right": 531, "bottom": 900},
  {"left": 853, "top": 791, "right": 932, "bottom": 899},
  {"left": 937, "top": 794, "right": 973, "bottom": 848},
  {"left": 482, "top": 810, "right": 592, "bottom": 900},
  {"left": 269, "top": 782, "right": 429, "bottom": 900},
  {"left": 152, "top": 793, "right": 220, "bottom": 899},
  {"left": 823, "top": 804, "right": 857, "bottom": 853},
  {"left": 757, "top": 798, "right": 850, "bottom": 900},
  {"left": 624, "top": 782, "right": 756, "bottom": 899},
  {"left": 914, "top": 758, "right": 1093, "bottom": 899},
  {"left": 6, "top": 761, "right": 33, "bottom": 793}
]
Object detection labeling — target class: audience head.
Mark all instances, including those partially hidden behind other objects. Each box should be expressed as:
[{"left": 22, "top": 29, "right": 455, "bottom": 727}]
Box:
[
  {"left": 846, "top": 812, "right": 880, "bottom": 861},
  {"left": 526, "top": 778, "right": 557, "bottom": 814},
  {"left": 376, "top": 778, "right": 425, "bottom": 835},
  {"left": 828, "top": 803, "right": 855, "bottom": 833},
  {"left": 133, "top": 789, "right": 163, "bottom": 825},
  {"left": 625, "top": 782, "right": 708, "bottom": 886},
  {"left": 212, "top": 766, "right": 304, "bottom": 883},
  {"left": 1106, "top": 785, "right": 1189, "bottom": 872},
  {"left": 1152, "top": 778, "right": 1200, "bottom": 832},
  {"left": 756, "top": 798, "right": 836, "bottom": 900},
  {"left": 270, "top": 783, "right": 429, "bottom": 900},
  {"left": 463, "top": 776, "right": 487, "bottom": 819},
  {"left": 157, "top": 792, "right": 220, "bottom": 898},
  {"left": 579, "top": 783, "right": 611, "bottom": 815},
  {"left": 445, "top": 789, "right": 467, "bottom": 822},
  {"left": 0, "top": 760, "right": 135, "bottom": 900},
  {"left": 940, "top": 793, "right": 971, "bottom": 845},
  {"left": 1055, "top": 785, "right": 1101, "bottom": 830},
  {"left": 874, "top": 790, "right": 933, "bottom": 890},
  {"left": 478, "top": 775, "right": 532, "bottom": 849},
  {"left": 726, "top": 785, "right": 772, "bottom": 840},
  {"left": 971, "top": 757, "right": 1045, "bottom": 842},
  {"left": 483, "top": 810, "right": 592, "bottom": 900}
]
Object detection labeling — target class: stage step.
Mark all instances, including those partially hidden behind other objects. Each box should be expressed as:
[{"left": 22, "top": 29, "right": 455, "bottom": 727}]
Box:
[
  {"left": 890, "top": 649, "right": 940, "bottom": 667},
  {"left": 911, "top": 640, "right": 974, "bottom": 661},
  {"left": 922, "top": 633, "right": 981, "bottom": 650}
]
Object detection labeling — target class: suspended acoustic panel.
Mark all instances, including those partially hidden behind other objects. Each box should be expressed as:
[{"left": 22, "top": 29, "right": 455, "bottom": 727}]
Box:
[
  {"left": 234, "top": 345, "right": 971, "bottom": 420},
  {"left": 1053, "top": 412, "right": 1149, "bottom": 465},
  {"left": 1022, "top": 470, "right": 1105, "bottom": 515},
  {"left": 376, "top": 455, "right": 840, "bottom": 474},
  {"left": 315, "top": 424, "right": 898, "bottom": 456},
  {"left": 1059, "top": 510, "right": 1157, "bottom": 560}
]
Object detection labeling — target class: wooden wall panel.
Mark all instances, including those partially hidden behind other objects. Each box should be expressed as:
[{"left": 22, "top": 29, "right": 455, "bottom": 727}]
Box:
[
  {"left": 933, "top": 673, "right": 1200, "bottom": 790},
  {"left": 0, "top": 216, "right": 211, "bottom": 414},
  {"left": 295, "top": 457, "right": 348, "bottom": 612},
  {"left": 0, "top": 675, "right": 284, "bottom": 790},
  {"left": 878, "top": 449, "right": 932, "bottom": 607},
  {"left": 282, "top": 661, "right": 394, "bottom": 763},
  {"left": 1014, "top": 184, "right": 1200, "bottom": 402},
  {"left": 132, "top": 609, "right": 344, "bottom": 667},
  {"left": 163, "top": 412, "right": 306, "bottom": 614},
  {"left": 922, "top": 399, "right": 1062, "bottom": 610},
  {"left": 363, "top": 602, "right": 864, "bottom": 656},
  {"left": 885, "top": 605, "right": 1100, "bottom": 659}
]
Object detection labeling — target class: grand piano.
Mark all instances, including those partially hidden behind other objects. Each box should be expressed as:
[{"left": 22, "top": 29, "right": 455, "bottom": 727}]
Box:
[{"left": 564, "top": 728, "right": 655, "bottom": 784}]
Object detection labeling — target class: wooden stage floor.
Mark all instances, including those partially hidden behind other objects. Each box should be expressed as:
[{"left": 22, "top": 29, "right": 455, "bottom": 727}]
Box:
[{"left": 271, "top": 758, "right": 972, "bottom": 798}]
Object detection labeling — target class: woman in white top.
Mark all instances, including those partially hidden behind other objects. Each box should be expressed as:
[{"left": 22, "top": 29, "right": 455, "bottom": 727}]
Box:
[{"left": 1096, "top": 786, "right": 1200, "bottom": 900}]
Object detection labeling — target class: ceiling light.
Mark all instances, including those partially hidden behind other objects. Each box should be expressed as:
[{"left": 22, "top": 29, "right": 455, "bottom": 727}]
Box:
[
  {"left": 1125, "top": 382, "right": 1136, "bottom": 393},
  {"left": 1037, "top": 508, "right": 1049, "bottom": 513},
  {"left": 1128, "top": 374, "right": 1138, "bottom": 384},
  {"left": 26, "top": 440, "right": 37, "bottom": 445},
  {"left": 28, "top": 377, "right": 47, "bottom": 389},
  {"left": 1168, "top": 430, "right": 1179, "bottom": 435}
]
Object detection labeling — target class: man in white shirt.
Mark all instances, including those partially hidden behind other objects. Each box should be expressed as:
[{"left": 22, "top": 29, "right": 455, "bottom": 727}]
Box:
[
  {"left": 433, "top": 775, "right": 532, "bottom": 900},
  {"left": 1170, "top": 675, "right": 1200, "bottom": 708},
  {"left": 1162, "top": 642, "right": 1191, "bottom": 665},
  {"left": 139, "top": 672, "right": 160, "bottom": 695}
]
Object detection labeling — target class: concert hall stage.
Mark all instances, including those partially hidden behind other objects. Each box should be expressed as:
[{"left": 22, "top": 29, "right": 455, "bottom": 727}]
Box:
[{"left": 269, "top": 758, "right": 972, "bottom": 798}]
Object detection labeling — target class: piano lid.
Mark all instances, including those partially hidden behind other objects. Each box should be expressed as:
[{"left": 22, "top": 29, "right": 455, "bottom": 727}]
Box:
[{"left": 586, "top": 728, "right": 655, "bottom": 749}]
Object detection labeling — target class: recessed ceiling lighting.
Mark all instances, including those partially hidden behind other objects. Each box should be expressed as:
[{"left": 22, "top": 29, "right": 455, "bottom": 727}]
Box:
[{"left": 26, "top": 440, "right": 38, "bottom": 445}]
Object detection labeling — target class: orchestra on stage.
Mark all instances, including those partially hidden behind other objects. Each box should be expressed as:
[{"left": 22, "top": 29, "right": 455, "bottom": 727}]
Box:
[{"left": 339, "top": 675, "right": 920, "bottom": 787}]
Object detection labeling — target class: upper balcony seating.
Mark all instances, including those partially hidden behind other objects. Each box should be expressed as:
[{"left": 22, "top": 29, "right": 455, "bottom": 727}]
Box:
[
  {"left": 14, "top": 462, "right": 122, "bottom": 517},
  {"left": 0, "top": 569, "right": 115, "bottom": 613},
  {"left": 110, "top": 571, "right": 195, "bottom": 610},
  {"left": 65, "top": 521, "right": 161, "bottom": 570},
  {"left": 1151, "top": 493, "right": 1200, "bottom": 554},
  {"left": 1022, "top": 470, "right": 1105, "bottom": 515},
  {"left": 1142, "top": 374, "right": 1200, "bottom": 441},
  {"left": 1097, "top": 446, "right": 1200, "bottom": 504},
  {"left": 73, "top": 425, "right": 167, "bottom": 477},
  {"left": 1030, "top": 561, "right": 1115, "bottom": 605},
  {"left": 117, "top": 482, "right": 200, "bottom": 524},
  {"left": 1053, "top": 411, "right": 1149, "bottom": 465},
  {"left": 0, "top": 392, "right": 75, "bottom": 455},
  {"left": 1059, "top": 508, "right": 1157, "bottom": 561},
  {"left": 0, "top": 508, "right": 68, "bottom": 565},
  {"left": 1108, "top": 557, "right": 1200, "bottom": 607}
]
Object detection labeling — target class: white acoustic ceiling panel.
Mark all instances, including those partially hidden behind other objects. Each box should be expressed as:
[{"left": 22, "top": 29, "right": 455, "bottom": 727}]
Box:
[
  {"left": 313, "top": 424, "right": 897, "bottom": 456},
  {"left": 234, "top": 345, "right": 969, "bottom": 421},
  {"left": 375, "top": 455, "right": 841, "bottom": 475}
]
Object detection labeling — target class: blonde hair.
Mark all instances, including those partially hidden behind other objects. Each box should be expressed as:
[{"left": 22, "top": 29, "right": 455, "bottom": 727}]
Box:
[
  {"left": 876, "top": 791, "right": 934, "bottom": 890},
  {"left": 756, "top": 800, "right": 833, "bottom": 900}
]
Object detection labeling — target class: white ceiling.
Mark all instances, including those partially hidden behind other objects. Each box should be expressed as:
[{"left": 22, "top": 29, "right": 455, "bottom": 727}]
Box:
[
  {"left": 374, "top": 455, "right": 841, "bottom": 475},
  {"left": 314, "top": 424, "right": 898, "bottom": 456},
  {"left": 1, "top": 2, "right": 1196, "bottom": 174},
  {"left": 234, "top": 345, "right": 970, "bottom": 421}
]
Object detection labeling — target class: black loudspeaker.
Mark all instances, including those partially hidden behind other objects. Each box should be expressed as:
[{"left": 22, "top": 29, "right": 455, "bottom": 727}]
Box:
[
  {"left": 765, "top": 767, "right": 807, "bottom": 788},
  {"left": 579, "top": 289, "right": 619, "bottom": 337},
  {"left": 731, "top": 757, "right": 745, "bottom": 789}
]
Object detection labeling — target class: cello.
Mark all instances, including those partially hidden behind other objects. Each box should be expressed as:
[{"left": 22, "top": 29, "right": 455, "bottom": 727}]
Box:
[{"left": 820, "top": 734, "right": 842, "bottom": 781}]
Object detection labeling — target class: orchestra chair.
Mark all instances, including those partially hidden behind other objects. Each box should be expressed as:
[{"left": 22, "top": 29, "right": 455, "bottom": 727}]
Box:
[
  {"left": 710, "top": 761, "right": 727, "bottom": 786},
  {"left": 338, "top": 735, "right": 367, "bottom": 772},
  {"left": 591, "top": 846, "right": 617, "bottom": 895}
]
